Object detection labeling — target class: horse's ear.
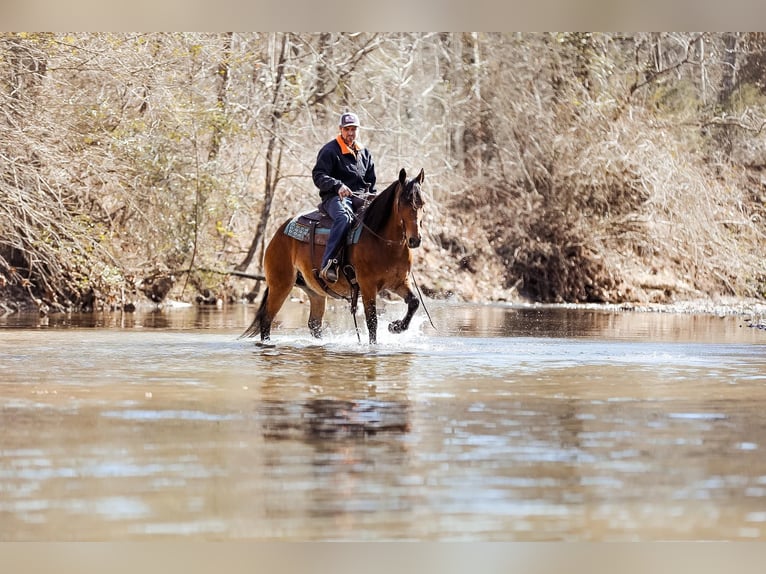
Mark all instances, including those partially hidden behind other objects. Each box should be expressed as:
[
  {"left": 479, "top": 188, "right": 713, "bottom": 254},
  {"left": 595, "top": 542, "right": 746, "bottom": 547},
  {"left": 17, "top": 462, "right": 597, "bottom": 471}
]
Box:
[
  {"left": 398, "top": 168, "right": 407, "bottom": 186},
  {"left": 416, "top": 168, "right": 424, "bottom": 183}
]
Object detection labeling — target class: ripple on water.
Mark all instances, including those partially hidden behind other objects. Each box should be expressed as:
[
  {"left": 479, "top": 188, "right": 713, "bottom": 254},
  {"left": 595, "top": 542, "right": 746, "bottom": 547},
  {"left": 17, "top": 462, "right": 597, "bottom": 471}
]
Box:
[
  {"left": 101, "top": 409, "right": 242, "bottom": 422},
  {"left": 2, "top": 304, "right": 766, "bottom": 540}
]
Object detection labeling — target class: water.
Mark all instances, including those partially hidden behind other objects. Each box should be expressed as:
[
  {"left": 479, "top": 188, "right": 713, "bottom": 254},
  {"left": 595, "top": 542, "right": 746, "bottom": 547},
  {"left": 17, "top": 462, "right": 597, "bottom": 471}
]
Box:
[{"left": 1, "top": 301, "right": 765, "bottom": 540}]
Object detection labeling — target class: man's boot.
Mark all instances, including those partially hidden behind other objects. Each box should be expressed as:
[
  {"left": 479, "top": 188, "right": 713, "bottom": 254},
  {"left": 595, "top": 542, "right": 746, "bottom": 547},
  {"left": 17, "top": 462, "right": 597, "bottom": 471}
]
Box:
[{"left": 320, "top": 258, "right": 338, "bottom": 283}]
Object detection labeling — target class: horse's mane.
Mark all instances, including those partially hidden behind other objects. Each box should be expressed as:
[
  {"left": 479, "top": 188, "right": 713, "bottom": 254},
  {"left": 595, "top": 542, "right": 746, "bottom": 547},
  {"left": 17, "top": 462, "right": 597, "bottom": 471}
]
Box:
[{"left": 360, "top": 178, "right": 399, "bottom": 234}]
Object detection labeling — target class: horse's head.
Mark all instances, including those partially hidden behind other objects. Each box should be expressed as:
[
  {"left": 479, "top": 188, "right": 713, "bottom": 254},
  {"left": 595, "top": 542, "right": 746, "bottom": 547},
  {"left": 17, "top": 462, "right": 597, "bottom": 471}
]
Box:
[{"left": 397, "top": 168, "right": 425, "bottom": 249}]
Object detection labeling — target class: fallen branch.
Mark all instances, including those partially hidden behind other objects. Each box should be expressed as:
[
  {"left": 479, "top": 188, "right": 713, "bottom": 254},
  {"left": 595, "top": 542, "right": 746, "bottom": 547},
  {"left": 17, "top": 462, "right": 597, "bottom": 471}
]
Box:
[
  {"left": 226, "top": 269, "right": 266, "bottom": 281},
  {"left": 177, "top": 267, "right": 266, "bottom": 281}
]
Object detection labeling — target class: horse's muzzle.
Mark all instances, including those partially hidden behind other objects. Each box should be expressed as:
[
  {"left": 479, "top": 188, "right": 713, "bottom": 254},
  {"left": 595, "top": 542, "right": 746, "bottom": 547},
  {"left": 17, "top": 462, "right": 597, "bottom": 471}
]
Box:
[{"left": 408, "top": 236, "right": 421, "bottom": 249}]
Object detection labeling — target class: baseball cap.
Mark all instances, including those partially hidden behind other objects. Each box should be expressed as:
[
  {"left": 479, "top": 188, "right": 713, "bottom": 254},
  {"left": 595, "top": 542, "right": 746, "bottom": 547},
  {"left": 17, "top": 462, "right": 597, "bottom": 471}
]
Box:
[{"left": 339, "top": 112, "right": 360, "bottom": 127}]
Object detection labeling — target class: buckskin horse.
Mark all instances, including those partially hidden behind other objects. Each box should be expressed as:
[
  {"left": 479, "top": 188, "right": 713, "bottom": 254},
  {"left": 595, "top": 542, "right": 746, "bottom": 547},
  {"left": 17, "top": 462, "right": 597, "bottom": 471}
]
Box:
[{"left": 241, "top": 168, "right": 425, "bottom": 344}]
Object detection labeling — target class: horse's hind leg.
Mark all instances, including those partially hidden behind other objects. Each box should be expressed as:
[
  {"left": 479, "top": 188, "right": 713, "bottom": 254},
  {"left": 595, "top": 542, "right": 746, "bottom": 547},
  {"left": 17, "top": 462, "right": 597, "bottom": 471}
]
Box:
[
  {"left": 259, "top": 273, "right": 296, "bottom": 341},
  {"left": 388, "top": 289, "right": 420, "bottom": 334},
  {"left": 249, "top": 280, "right": 292, "bottom": 342},
  {"left": 250, "top": 230, "right": 297, "bottom": 342},
  {"left": 306, "top": 292, "right": 326, "bottom": 338}
]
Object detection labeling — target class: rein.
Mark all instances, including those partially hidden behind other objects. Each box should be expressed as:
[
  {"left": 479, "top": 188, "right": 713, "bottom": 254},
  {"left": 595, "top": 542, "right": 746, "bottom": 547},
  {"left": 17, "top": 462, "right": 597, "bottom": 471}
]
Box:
[
  {"left": 410, "top": 270, "right": 437, "bottom": 330},
  {"left": 356, "top": 218, "right": 406, "bottom": 246}
]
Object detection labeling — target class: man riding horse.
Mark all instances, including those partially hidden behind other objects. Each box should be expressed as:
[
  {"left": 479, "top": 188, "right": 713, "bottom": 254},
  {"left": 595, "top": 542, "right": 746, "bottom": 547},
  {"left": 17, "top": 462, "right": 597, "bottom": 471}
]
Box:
[
  {"left": 312, "top": 112, "right": 377, "bottom": 283},
  {"left": 240, "top": 110, "right": 425, "bottom": 345}
]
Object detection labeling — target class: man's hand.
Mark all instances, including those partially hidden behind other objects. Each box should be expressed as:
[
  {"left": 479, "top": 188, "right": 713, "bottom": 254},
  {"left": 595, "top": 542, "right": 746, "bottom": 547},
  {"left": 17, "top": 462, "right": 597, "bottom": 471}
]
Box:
[{"left": 338, "top": 184, "right": 352, "bottom": 198}]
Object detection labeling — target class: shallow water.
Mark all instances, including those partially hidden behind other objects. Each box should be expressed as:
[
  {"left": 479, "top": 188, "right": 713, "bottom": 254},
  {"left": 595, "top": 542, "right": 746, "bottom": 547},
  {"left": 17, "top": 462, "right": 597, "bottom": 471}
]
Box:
[{"left": 1, "top": 301, "right": 765, "bottom": 540}]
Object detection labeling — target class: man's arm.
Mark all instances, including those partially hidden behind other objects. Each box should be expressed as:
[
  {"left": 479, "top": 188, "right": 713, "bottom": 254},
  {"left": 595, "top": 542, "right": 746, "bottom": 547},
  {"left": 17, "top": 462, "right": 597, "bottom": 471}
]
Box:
[{"left": 312, "top": 146, "right": 341, "bottom": 195}]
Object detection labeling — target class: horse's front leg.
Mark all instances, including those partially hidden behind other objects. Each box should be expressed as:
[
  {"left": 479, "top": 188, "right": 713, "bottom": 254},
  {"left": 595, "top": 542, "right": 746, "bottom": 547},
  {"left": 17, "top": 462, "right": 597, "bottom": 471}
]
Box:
[
  {"left": 361, "top": 291, "right": 378, "bottom": 344},
  {"left": 306, "top": 292, "right": 327, "bottom": 338},
  {"left": 388, "top": 289, "right": 420, "bottom": 334}
]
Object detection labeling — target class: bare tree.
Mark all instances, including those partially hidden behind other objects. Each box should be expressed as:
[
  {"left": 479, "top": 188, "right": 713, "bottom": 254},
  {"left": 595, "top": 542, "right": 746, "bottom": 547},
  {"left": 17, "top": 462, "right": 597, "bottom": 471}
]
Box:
[{"left": 2, "top": 33, "right": 765, "bottom": 309}]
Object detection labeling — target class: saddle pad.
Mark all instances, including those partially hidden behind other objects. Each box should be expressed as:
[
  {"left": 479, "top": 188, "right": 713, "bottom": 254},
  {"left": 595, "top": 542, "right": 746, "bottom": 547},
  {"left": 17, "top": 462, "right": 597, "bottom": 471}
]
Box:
[
  {"left": 283, "top": 209, "right": 362, "bottom": 246},
  {"left": 284, "top": 213, "right": 330, "bottom": 245}
]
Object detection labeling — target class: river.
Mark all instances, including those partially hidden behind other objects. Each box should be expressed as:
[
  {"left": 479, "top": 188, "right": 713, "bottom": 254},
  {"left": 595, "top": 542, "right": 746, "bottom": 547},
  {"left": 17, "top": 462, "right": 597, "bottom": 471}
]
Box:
[{"left": 1, "top": 300, "right": 765, "bottom": 540}]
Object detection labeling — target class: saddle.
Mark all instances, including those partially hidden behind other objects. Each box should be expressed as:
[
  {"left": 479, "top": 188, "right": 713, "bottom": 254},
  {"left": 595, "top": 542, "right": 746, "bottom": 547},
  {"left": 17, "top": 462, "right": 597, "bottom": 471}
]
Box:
[{"left": 283, "top": 195, "right": 372, "bottom": 247}]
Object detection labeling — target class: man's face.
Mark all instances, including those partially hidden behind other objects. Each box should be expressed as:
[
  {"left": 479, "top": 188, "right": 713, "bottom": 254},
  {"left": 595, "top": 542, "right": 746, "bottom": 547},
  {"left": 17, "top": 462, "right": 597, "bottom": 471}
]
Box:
[{"left": 340, "top": 125, "right": 358, "bottom": 147}]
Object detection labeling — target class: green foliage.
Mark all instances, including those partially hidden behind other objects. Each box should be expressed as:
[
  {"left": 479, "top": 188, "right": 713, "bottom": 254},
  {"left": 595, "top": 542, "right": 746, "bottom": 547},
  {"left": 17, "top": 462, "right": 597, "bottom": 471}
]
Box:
[
  {"left": 728, "top": 82, "right": 766, "bottom": 113},
  {"left": 649, "top": 79, "right": 702, "bottom": 118}
]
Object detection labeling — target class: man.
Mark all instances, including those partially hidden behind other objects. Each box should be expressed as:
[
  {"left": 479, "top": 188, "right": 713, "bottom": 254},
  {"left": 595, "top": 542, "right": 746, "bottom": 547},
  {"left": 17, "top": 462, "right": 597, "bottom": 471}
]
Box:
[{"left": 312, "top": 111, "right": 377, "bottom": 283}]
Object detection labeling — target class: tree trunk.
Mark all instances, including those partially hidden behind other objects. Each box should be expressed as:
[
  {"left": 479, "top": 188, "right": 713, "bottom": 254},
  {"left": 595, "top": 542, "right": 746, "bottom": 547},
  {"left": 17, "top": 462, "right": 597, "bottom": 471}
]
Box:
[
  {"left": 236, "top": 33, "right": 288, "bottom": 272},
  {"left": 714, "top": 32, "right": 740, "bottom": 158},
  {"left": 209, "top": 32, "right": 232, "bottom": 162},
  {"left": 718, "top": 32, "right": 739, "bottom": 106},
  {"left": 462, "top": 32, "right": 483, "bottom": 178}
]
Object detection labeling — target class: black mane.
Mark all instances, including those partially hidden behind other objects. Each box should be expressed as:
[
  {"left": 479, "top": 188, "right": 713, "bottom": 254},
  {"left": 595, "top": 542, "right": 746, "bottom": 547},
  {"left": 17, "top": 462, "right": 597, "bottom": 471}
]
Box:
[{"left": 360, "top": 178, "right": 399, "bottom": 234}]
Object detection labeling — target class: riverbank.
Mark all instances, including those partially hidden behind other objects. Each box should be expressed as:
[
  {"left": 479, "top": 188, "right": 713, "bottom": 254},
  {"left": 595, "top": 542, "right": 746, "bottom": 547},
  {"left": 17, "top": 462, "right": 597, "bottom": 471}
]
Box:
[
  {"left": 543, "top": 298, "right": 766, "bottom": 330},
  {"left": 4, "top": 285, "right": 764, "bottom": 333}
]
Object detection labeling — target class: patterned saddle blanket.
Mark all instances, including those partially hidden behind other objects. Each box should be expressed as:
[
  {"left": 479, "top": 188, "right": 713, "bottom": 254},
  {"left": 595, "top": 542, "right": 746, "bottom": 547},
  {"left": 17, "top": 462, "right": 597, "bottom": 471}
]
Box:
[{"left": 283, "top": 208, "right": 363, "bottom": 246}]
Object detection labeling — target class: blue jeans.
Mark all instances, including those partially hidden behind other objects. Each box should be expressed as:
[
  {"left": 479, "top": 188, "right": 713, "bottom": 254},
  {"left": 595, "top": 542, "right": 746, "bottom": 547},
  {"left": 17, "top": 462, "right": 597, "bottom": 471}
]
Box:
[{"left": 321, "top": 196, "right": 355, "bottom": 267}]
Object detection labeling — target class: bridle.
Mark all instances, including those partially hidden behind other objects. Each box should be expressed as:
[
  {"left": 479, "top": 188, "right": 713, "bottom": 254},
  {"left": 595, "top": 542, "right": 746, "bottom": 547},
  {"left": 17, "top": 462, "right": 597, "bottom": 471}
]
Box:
[{"left": 354, "top": 181, "right": 423, "bottom": 247}]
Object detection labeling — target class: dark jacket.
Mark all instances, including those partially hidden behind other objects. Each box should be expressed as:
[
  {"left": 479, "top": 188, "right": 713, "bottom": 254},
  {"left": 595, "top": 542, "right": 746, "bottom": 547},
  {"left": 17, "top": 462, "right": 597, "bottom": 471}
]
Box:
[{"left": 312, "top": 135, "right": 376, "bottom": 202}]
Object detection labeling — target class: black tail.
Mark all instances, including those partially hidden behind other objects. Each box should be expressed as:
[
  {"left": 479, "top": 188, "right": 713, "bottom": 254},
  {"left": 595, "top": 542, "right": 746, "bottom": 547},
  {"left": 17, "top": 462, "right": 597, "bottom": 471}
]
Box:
[{"left": 239, "top": 287, "right": 269, "bottom": 339}]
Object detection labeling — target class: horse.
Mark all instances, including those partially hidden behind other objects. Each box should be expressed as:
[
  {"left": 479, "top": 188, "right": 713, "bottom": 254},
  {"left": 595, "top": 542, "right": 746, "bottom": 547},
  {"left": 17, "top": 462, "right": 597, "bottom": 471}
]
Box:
[{"left": 241, "top": 168, "right": 426, "bottom": 344}]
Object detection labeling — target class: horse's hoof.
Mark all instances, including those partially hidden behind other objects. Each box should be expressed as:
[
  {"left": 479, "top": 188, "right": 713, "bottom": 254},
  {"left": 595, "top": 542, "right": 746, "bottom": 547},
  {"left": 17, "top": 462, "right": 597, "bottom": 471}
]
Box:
[{"left": 388, "top": 321, "right": 403, "bottom": 334}]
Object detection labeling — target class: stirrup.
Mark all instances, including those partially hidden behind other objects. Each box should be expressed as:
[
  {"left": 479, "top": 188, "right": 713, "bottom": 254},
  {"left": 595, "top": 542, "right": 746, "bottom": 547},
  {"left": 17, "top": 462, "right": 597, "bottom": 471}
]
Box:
[{"left": 320, "top": 259, "right": 339, "bottom": 283}]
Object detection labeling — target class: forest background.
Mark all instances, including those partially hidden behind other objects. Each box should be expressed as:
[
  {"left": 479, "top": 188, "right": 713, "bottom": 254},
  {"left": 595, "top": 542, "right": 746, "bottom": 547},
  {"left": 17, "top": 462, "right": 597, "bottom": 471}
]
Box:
[{"left": 1, "top": 32, "right": 765, "bottom": 313}]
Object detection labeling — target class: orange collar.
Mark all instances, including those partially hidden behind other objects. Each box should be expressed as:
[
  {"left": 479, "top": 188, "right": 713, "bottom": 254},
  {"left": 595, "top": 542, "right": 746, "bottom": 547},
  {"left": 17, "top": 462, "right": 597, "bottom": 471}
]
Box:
[{"left": 336, "top": 135, "right": 363, "bottom": 155}]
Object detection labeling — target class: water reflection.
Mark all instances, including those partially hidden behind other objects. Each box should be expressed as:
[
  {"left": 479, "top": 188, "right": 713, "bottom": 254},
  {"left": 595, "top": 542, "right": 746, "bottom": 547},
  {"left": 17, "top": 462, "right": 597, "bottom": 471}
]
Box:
[
  {"left": 2, "top": 300, "right": 764, "bottom": 344},
  {"left": 255, "top": 347, "right": 413, "bottom": 438},
  {"left": 0, "top": 304, "right": 254, "bottom": 331},
  {"left": 427, "top": 303, "right": 763, "bottom": 343},
  {"left": 259, "top": 399, "right": 410, "bottom": 439}
]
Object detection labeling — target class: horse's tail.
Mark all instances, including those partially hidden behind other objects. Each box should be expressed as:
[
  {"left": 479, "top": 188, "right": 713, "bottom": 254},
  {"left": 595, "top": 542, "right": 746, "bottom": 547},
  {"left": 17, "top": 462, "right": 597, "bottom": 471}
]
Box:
[{"left": 239, "top": 286, "right": 269, "bottom": 339}]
